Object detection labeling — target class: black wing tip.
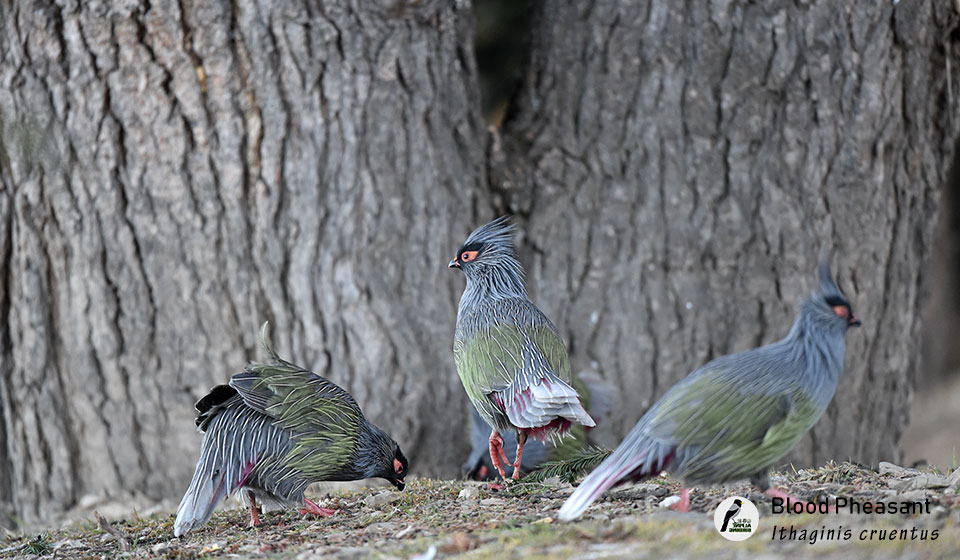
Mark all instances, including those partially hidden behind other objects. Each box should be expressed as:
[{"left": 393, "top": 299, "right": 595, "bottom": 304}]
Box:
[
  {"left": 194, "top": 384, "right": 237, "bottom": 429},
  {"left": 195, "top": 384, "right": 236, "bottom": 414}
]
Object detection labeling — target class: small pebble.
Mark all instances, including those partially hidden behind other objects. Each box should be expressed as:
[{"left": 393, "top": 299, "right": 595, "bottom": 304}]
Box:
[
  {"left": 395, "top": 525, "right": 416, "bottom": 539},
  {"left": 364, "top": 492, "right": 400, "bottom": 507},
  {"left": 658, "top": 495, "right": 681, "bottom": 508},
  {"left": 892, "top": 474, "right": 948, "bottom": 491},
  {"left": 878, "top": 462, "right": 907, "bottom": 476},
  {"left": 947, "top": 468, "right": 960, "bottom": 488}
]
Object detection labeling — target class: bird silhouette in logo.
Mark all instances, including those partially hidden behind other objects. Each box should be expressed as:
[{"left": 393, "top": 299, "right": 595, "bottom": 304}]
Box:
[{"left": 720, "top": 499, "right": 743, "bottom": 532}]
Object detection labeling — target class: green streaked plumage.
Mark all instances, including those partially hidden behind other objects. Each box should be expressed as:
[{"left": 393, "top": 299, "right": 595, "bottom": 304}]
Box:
[
  {"left": 229, "top": 325, "right": 367, "bottom": 479},
  {"left": 646, "top": 366, "right": 820, "bottom": 483},
  {"left": 174, "top": 323, "right": 407, "bottom": 537},
  {"left": 239, "top": 368, "right": 361, "bottom": 479},
  {"left": 454, "top": 294, "right": 594, "bottom": 437},
  {"left": 454, "top": 321, "right": 572, "bottom": 409},
  {"left": 559, "top": 261, "right": 860, "bottom": 521},
  {"left": 452, "top": 217, "right": 595, "bottom": 482}
]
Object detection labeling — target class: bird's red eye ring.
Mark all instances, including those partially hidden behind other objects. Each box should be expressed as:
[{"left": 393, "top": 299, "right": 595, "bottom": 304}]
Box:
[
  {"left": 460, "top": 250, "right": 478, "bottom": 263},
  {"left": 393, "top": 458, "right": 404, "bottom": 474},
  {"left": 832, "top": 305, "right": 849, "bottom": 319}
]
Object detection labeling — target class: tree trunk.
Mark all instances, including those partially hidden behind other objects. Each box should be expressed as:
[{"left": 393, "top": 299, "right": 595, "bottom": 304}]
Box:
[
  {"left": 3, "top": 0, "right": 959, "bottom": 531},
  {"left": 921, "top": 136, "right": 960, "bottom": 381},
  {"left": 493, "top": 0, "right": 960, "bottom": 468},
  {"left": 0, "top": 0, "right": 485, "bottom": 528}
]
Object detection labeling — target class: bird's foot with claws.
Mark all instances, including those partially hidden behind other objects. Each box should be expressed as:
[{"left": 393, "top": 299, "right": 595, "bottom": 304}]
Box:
[
  {"left": 248, "top": 492, "right": 263, "bottom": 527},
  {"left": 299, "top": 498, "right": 338, "bottom": 517},
  {"left": 510, "top": 433, "right": 527, "bottom": 481},
  {"left": 488, "top": 430, "right": 509, "bottom": 479}
]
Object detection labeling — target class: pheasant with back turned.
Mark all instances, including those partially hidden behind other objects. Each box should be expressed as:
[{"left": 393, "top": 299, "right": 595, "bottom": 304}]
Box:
[
  {"left": 558, "top": 261, "right": 860, "bottom": 520},
  {"left": 449, "top": 217, "right": 596, "bottom": 480},
  {"left": 174, "top": 324, "right": 407, "bottom": 536},
  {"left": 464, "top": 371, "right": 614, "bottom": 480}
]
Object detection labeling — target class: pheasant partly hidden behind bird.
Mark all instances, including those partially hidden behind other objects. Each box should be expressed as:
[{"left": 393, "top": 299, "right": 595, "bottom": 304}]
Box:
[
  {"left": 559, "top": 261, "right": 861, "bottom": 520},
  {"left": 174, "top": 323, "right": 407, "bottom": 537},
  {"left": 450, "top": 216, "right": 596, "bottom": 480},
  {"left": 464, "top": 371, "right": 614, "bottom": 480}
]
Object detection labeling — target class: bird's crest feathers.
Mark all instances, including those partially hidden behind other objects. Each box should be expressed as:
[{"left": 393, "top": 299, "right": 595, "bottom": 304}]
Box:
[
  {"left": 453, "top": 216, "right": 526, "bottom": 297},
  {"left": 463, "top": 215, "right": 516, "bottom": 251},
  {"left": 816, "top": 259, "right": 843, "bottom": 299}
]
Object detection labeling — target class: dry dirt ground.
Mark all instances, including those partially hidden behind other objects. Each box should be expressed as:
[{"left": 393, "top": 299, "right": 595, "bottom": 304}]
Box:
[{"left": 2, "top": 462, "right": 958, "bottom": 560}]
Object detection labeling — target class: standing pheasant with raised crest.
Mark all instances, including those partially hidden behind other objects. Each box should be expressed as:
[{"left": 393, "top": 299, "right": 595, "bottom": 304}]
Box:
[
  {"left": 558, "top": 261, "right": 860, "bottom": 520},
  {"left": 449, "top": 217, "right": 595, "bottom": 480}
]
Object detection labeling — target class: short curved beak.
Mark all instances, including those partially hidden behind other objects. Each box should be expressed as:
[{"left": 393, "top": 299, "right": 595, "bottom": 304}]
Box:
[
  {"left": 391, "top": 477, "right": 405, "bottom": 491},
  {"left": 448, "top": 259, "right": 459, "bottom": 269},
  {"left": 849, "top": 314, "right": 861, "bottom": 327}
]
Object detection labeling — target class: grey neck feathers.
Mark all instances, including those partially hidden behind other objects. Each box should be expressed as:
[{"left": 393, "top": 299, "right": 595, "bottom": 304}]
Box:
[
  {"left": 356, "top": 423, "right": 393, "bottom": 478},
  {"left": 461, "top": 257, "right": 527, "bottom": 303},
  {"left": 782, "top": 298, "right": 847, "bottom": 404}
]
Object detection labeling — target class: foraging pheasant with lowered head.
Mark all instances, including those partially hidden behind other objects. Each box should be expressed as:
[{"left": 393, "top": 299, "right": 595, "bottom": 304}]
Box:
[{"left": 174, "top": 324, "right": 407, "bottom": 536}]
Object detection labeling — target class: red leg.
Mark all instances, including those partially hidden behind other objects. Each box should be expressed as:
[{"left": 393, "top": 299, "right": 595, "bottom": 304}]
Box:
[
  {"left": 488, "top": 429, "right": 509, "bottom": 479},
  {"left": 299, "top": 498, "right": 337, "bottom": 517},
  {"left": 511, "top": 432, "right": 528, "bottom": 480},
  {"left": 248, "top": 491, "right": 262, "bottom": 527},
  {"left": 669, "top": 487, "right": 690, "bottom": 513},
  {"left": 764, "top": 487, "right": 834, "bottom": 512}
]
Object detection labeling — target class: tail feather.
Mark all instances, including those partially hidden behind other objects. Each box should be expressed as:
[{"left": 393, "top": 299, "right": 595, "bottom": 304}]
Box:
[
  {"left": 174, "top": 407, "right": 263, "bottom": 536},
  {"left": 504, "top": 374, "right": 596, "bottom": 430},
  {"left": 174, "top": 394, "right": 299, "bottom": 537},
  {"left": 558, "top": 425, "right": 674, "bottom": 521},
  {"left": 173, "top": 456, "right": 230, "bottom": 537}
]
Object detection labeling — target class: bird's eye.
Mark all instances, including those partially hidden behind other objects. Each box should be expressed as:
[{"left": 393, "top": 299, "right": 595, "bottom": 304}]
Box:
[
  {"left": 393, "top": 458, "right": 404, "bottom": 474},
  {"left": 832, "top": 305, "right": 849, "bottom": 319},
  {"left": 460, "top": 250, "right": 478, "bottom": 263}
]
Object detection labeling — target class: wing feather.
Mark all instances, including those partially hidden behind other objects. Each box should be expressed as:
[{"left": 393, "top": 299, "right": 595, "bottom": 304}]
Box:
[{"left": 455, "top": 299, "right": 594, "bottom": 432}]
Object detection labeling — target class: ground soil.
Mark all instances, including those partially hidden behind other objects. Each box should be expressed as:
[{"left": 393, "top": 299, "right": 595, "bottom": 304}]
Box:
[{"left": 2, "top": 461, "right": 957, "bottom": 559}]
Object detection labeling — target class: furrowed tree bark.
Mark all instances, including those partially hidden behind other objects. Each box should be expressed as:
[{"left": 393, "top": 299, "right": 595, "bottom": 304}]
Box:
[
  {"left": 0, "top": 0, "right": 485, "bottom": 528},
  {"left": 921, "top": 136, "right": 960, "bottom": 381},
  {"left": 493, "top": 0, "right": 960, "bottom": 467},
  {"left": 3, "top": 0, "right": 959, "bottom": 532}
]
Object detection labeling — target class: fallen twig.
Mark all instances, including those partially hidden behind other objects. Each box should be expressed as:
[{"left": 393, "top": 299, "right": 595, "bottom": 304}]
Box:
[
  {"left": 0, "top": 542, "right": 27, "bottom": 555},
  {"left": 95, "top": 511, "right": 130, "bottom": 551}
]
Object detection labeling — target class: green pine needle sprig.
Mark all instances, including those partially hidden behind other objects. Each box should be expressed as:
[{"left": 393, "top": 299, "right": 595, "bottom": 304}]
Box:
[
  {"left": 520, "top": 445, "right": 612, "bottom": 484},
  {"left": 23, "top": 532, "right": 51, "bottom": 556}
]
